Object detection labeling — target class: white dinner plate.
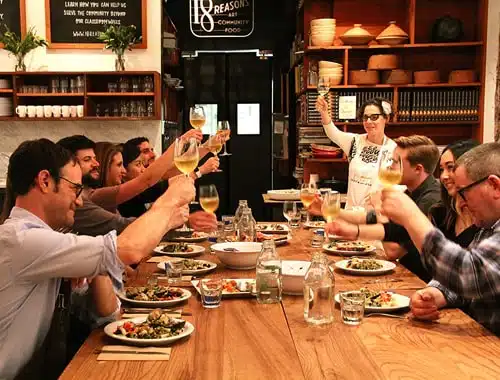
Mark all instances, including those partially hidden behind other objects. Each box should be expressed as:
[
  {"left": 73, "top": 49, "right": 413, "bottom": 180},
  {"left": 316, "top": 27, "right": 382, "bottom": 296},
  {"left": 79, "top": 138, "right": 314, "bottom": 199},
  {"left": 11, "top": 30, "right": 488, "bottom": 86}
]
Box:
[
  {"left": 334, "top": 292, "right": 410, "bottom": 313},
  {"left": 169, "top": 233, "right": 209, "bottom": 243},
  {"left": 104, "top": 317, "right": 194, "bottom": 346},
  {"left": 267, "top": 189, "right": 300, "bottom": 201},
  {"left": 335, "top": 259, "right": 396, "bottom": 275},
  {"left": 191, "top": 279, "right": 256, "bottom": 298},
  {"left": 117, "top": 287, "right": 192, "bottom": 307},
  {"left": 304, "top": 221, "right": 326, "bottom": 229},
  {"left": 153, "top": 244, "right": 205, "bottom": 257},
  {"left": 156, "top": 259, "right": 217, "bottom": 275},
  {"left": 323, "top": 243, "right": 376, "bottom": 256},
  {"left": 256, "top": 223, "right": 290, "bottom": 234}
]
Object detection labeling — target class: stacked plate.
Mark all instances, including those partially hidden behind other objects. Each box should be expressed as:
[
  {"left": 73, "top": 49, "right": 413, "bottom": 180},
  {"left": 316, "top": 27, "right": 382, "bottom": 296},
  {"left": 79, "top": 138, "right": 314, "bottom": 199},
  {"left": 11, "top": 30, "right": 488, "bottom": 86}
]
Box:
[
  {"left": 0, "top": 97, "right": 13, "bottom": 117},
  {"left": 311, "top": 144, "right": 342, "bottom": 159},
  {"left": 311, "top": 18, "right": 336, "bottom": 47},
  {"left": 319, "top": 60, "right": 343, "bottom": 86}
]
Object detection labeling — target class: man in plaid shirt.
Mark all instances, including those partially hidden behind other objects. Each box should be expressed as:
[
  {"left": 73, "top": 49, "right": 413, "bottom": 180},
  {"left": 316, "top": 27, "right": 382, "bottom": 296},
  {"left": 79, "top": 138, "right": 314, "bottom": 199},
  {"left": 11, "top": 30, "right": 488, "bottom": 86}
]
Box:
[{"left": 381, "top": 142, "right": 500, "bottom": 335}]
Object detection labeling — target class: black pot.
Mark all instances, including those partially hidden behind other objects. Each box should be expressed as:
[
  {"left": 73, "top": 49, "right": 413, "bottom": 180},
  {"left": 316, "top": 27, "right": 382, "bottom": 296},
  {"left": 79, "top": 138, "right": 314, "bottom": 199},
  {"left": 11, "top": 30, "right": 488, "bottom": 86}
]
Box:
[
  {"left": 431, "top": 16, "right": 464, "bottom": 42},
  {"left": 319, "top": 179, "right": 347, "bottom": 193}
]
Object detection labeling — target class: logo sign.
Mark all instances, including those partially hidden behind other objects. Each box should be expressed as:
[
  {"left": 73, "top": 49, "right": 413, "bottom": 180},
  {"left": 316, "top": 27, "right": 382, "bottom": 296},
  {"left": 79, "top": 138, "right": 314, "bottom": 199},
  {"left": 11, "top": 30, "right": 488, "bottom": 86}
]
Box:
[{"left": 190, "top": 0, "right": 254, "bottom": 38}]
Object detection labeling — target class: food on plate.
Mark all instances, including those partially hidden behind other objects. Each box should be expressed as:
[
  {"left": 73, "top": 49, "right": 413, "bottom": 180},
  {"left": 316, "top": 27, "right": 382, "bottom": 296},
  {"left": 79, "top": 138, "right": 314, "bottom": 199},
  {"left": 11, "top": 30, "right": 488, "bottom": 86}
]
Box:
[
  {"left": 306, "top": 221, "right": 325, "bottom": 227},
  {"left": 114, "top": 309, "right": 186, "bottom": 339},
  {"left": 256, "top": 224, "right": 286, "bottom": 232},
  {"left": 360, "top": 288, "right": 396, "bottom": 307},
  {"left": 161, "top": 243, "right": 194, "bottom": 253},
  {"left": 125, "top": 286, "right": 185, "bottom": 301},
  {"left": 327, "top": 241, "right": 372, "bottom": 252},
  {"left": 222, "top": 279, "right": 254, "bottom": 293},
  {"left": 256, "top": 232, "right": 288, "bottom": 243},
  {"left": 346, "top": 258, "right": 383, "bottom": 270},
  {"left": 180, "top": 259, "right": 213, "bottom": 271}
]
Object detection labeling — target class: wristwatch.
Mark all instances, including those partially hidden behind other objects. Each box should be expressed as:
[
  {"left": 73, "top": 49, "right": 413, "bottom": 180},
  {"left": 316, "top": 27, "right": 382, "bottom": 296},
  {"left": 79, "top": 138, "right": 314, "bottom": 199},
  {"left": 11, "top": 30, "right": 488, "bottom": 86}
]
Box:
[{"left": 195, "top": 170, "right": 202, "bottom": 179}]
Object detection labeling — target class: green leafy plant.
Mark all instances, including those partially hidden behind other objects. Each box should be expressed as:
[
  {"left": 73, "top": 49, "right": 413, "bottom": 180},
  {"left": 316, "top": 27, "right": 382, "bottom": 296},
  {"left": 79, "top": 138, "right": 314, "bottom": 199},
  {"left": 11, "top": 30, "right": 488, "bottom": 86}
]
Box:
[
  {"left": 0, "top": 25, "right": 48, "bottom": 71},
  {"left": 98, "top": 25, "right": 141, "bottom": 71}
]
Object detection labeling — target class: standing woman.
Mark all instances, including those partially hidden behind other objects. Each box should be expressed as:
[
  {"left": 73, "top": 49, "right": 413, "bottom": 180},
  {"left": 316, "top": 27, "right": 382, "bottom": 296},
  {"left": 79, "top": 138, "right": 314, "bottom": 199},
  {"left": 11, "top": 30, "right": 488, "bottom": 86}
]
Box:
[{"left": 316, "top": 96, "right": 397, "bottom": 208}]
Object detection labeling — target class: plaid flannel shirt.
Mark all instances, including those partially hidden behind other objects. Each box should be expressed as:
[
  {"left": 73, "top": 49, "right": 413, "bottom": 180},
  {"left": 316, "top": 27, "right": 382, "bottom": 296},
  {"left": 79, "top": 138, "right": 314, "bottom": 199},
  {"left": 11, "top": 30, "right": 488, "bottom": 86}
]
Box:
[{"left": 426, "top": 219, "right": 500, "bottom": 335}]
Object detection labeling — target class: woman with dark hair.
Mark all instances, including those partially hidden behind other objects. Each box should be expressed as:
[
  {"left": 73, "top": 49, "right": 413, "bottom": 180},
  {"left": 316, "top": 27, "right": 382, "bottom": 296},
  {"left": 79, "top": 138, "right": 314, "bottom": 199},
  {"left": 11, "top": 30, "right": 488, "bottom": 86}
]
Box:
[
  {"left": 94, "top": 142, "right": 127, "bottom": 189},
  {"left": 316, "top": 96, "right": 397, "bottom": 208}
]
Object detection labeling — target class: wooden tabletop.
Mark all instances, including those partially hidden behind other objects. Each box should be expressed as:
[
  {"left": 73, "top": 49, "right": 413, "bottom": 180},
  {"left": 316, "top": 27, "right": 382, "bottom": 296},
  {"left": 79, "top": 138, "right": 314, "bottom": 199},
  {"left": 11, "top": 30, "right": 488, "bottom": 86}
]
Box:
[
  {"left": 60, "top": 228, "right": 500, "bottom": 380},
  {"left": 262, "top": 193, "right": 347, "bottom": 204}
]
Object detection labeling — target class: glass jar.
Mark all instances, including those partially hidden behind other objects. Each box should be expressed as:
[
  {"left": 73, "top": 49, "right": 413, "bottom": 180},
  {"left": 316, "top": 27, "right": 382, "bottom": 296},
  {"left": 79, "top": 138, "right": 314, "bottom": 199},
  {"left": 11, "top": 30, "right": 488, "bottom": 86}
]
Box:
[
  {"left": 256, "top": 240, "right": 282, "bottom": 304},
  {"left": 147, "top": 100, "right": 154, "bottom": 117},
  {"left": 234, "top": 200, "right": 249, "bottom": 225},
  {"left": 143, "top": 76, "right": 154, "bottom": 92},
  {"left": 236, "top": 208, "right": 256, "bottom": 242},
  {"left": 119, "top": 76, "right": 129, "bottom": 93}
]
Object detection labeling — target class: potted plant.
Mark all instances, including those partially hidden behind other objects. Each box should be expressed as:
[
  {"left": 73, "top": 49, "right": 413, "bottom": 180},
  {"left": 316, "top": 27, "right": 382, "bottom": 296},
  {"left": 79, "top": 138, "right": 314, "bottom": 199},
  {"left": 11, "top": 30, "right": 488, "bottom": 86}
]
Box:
[
  {"left": 0, "top": 26, "right": 48, "bottom": 71},
  {"left": 98, "top": 25, "right": 141, "bottom": 71}
]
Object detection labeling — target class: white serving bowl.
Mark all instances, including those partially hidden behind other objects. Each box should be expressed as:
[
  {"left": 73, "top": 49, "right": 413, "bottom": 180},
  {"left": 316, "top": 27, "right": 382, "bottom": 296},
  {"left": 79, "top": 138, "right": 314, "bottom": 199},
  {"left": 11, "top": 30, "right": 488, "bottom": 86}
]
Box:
[
  {"left": 281, "top": 260, "right": 311, "bottom": 295},
  {"left": 211, "top": 242, "right": 262, "bottom": 270}
]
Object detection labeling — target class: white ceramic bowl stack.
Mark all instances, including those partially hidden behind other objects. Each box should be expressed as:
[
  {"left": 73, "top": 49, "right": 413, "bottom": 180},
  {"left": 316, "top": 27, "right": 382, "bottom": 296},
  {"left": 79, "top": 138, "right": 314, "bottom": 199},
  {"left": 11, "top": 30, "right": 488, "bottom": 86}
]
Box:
[
  {"left": 310, "top": 18, "right": 336, "bottom": 47},
  {"left": 319, "top": 60, "right": 343, "bottom": 86},
  {"left": 0, "top": 97, "right": 13, "bottom": 117}
]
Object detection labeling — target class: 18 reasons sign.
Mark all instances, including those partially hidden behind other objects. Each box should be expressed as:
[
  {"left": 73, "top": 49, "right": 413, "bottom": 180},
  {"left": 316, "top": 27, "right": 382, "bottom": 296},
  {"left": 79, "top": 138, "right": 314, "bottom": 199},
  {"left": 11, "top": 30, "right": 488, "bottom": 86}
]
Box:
[{"left": 190, "top": 0, "right": 254, "bottom": 38}]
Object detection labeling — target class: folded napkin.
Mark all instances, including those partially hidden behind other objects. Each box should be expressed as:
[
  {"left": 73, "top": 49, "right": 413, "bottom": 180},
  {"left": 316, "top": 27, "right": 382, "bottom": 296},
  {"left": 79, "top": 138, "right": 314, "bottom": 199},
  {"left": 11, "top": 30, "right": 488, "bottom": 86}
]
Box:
[{"left": 97, "top": 345, "right": 171, "bottom": 361}]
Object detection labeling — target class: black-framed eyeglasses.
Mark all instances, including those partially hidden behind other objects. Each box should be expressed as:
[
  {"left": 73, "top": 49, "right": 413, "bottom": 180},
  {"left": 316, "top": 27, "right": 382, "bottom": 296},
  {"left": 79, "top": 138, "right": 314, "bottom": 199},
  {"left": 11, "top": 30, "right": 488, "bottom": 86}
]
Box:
[
  {"left": 362, "top": 114, "right": 382, "bottom": 122},
  {"left": 59, "top": 176, "right": 84, "bottom": 198},
  {"left": 457, "top": 176, "right": 489, "bottom": 201}
]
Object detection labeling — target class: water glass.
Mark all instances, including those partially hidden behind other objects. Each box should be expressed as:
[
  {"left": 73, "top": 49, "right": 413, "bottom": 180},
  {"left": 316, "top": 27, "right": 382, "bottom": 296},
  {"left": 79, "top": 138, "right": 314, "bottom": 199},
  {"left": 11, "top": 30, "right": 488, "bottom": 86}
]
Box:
[
  {"left": 165, "top": 260, "right": 184, "bottom": 285},
  {"left": 147, "top": 273, "right": 160, "bottom": 287},
  {"left": 200, "top": 278, "right": 223, "bottom": 308},
  {"left": 340, "top": 291, "right": 365, "bottom": 325},
  {"left": 311, "top": 229, "right": 324, "bottom": 248}
]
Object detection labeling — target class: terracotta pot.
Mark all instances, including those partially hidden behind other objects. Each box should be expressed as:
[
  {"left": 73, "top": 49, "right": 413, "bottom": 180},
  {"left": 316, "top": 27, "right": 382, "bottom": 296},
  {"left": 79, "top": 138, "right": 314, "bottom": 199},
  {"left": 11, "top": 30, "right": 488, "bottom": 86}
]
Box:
[
  {"left": 382, "top": 70, "right": 412, "bottom": 84},
  {"left": 367, "top": 54, "right": 400, "bottom": 70},
  {"left": 340, "top": 24, "right": 374, "bottom": 45},
  {"left": 349, "top": 70, "right": 380, "bottom": 85},
  {"left": 448, "top": 70, "right": 477, "bottom": 83},
  {"left": 414, "top": 70, "right": 440, "bottom": 84},
  {"left": 377, "top": 21, "right": 408, "bottom": 38}
]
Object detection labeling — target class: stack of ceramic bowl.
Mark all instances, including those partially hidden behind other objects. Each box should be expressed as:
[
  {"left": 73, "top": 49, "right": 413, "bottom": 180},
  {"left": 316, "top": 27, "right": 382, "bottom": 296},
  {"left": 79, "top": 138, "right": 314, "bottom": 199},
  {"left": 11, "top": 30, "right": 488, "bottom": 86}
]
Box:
[
  {"left": 319, "top": 60, "right": 343, "bottom": 86},
  {"left": 311, "top": 18, "right": 336, "bottom": 47},
  {"left": 0, "top": 97, "right": 13, "bottom": 117},
  {"left": 376, "top": 21, "right": 409, "bottom": 45}
]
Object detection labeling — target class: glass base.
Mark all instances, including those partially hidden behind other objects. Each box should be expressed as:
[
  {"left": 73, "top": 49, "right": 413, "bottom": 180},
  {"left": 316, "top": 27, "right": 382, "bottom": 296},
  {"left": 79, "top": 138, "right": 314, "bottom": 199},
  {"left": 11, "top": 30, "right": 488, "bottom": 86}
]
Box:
[
  {"left": 202, "top": 303, "right": 221, "bottom": 309},
  {"left": 219, "top": 152, "right": 232, "bottom": 156}
]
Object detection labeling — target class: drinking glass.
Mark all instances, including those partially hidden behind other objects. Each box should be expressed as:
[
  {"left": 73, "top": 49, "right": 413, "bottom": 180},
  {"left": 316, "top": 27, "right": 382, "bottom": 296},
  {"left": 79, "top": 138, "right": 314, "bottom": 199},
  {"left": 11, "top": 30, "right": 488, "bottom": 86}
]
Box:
[
  {"left": 147, "top": 273, "right": 160, "bottom": 287},
  {"left": 283, "top": 201, "right": 300, "bottom": 227},
  {"left": 174, "top": 137, "right": 199, "bottom": 177},
  {"left": 321, "top": 191, "right": 340, "bottom": 223},
  {"left": 189, "top": 105, "right": 206, "bottom": 130},
  {"left": 300, "top": 182, "right": 317, "bottom": 223},
  {"left": 200, "top": 278, "right": 223, "bottom": 308},
  {"left": 205, "top": 133, "right": 224, "bottom": 172},
  {"left": 317, "top": 76, "right": 329, "bottom": 98},
  {"left": 340, "top": 291, "right": 365, "bottom": 325},
  {"left": 218, "top": 120, "right": 232, "bottom": 156},
  {"left": 378, "top": 150, "right": 403, "bottom": 188},
  {"left": 165, "top": 260, "right": 184, "bottom": 285},
  {"left": 199, "top": 185, "right": 219, "bottom": 214}
]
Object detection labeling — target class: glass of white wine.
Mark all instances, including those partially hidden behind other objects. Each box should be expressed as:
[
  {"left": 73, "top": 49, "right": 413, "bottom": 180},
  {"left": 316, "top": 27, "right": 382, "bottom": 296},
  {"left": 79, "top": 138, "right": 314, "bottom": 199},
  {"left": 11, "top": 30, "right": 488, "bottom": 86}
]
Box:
[
  {"left": 283, "top": 201, "right": 297, "bottom": 222},
  {"left": 199, "top": 185, "right": 219, "bottom": 214},
  {"left": 317, "top": 76, "right": 329, "bottom": 98},
  {"left": 218, "top": 120, "right": 232, "bottom": 156},
  {"left": 378, "top": 150, "right": 403, "bottom": 188},
  {"left": 321, "top": 191, "right": 341, "bottom": 223},
  {"left": 174, "top": 137, "right": 199, "bottom": 178},
  {"left": 190, "top": 105, "right": 206, "bottom": 130},
  {"left": 300, "top": 182, "right": 317, "bottom": 223},
  {"left": 206, "top": 133, "right": 223, "bottom": 172}
]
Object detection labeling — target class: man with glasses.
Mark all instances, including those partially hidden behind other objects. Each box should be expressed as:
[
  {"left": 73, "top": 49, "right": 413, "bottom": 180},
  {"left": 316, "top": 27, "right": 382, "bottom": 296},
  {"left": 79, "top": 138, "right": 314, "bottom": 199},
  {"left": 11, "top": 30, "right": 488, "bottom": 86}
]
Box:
[{"left": 379, "top": 142, "right": 500, "bottom": 334}]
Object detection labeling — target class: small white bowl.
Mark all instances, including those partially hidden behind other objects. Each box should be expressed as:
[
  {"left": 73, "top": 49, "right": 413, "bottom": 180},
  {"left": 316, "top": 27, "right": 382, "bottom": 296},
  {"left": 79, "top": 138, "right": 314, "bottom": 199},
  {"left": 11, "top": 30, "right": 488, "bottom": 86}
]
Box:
[
  {"left": 281, "top": 260, "right": 311, "bottom": 295},
  {"left": 211, "top": 242, "right": 262, "bottom": 270}
]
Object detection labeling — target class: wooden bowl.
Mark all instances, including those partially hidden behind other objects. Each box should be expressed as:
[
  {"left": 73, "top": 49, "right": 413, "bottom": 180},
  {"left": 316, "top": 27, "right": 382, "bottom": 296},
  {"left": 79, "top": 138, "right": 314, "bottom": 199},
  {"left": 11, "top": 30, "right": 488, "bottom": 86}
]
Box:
[
  {"left": 367, "top": 54, "right": 400, "bottom": 70},
  {"left": 311, "top": 35, "right": 335, "bottom": 47},
  {"left": 448, "top": 70, "right": 477, "bottom": 83},
  {"left": 349, "top": 70, "right": 380, "bottom": 85},
  {"left": 382, "top": 70, "right": 412, "bottom": 84},
  {"left": 414, "top": 70, "right": 440, "bottom": 84},
  {"left": 376, "top": 36, "right": 408, "bottom": 45}
]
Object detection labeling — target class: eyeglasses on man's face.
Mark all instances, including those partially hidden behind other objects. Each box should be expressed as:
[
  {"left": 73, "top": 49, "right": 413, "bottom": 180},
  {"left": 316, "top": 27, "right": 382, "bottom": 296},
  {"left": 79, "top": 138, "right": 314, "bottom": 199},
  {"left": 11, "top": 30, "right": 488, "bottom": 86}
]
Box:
[
  {"left": 457, "top": 176, "right": 489, "bottom": 201},
  {"left": 362, "top": 114, "right": 382, "bottom": 122},
  {"left": 59, "top": 176, "right": 84, "bottom": 198}
]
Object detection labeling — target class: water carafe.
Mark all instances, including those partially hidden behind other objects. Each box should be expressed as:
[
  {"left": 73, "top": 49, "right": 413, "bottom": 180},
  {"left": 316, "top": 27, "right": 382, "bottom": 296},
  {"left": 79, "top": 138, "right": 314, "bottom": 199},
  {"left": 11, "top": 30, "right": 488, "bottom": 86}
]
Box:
[
  {"left": 256, "top": 240, "right": 282, "bottom": 304},
  {"left": 304, "top": 252, "right": 335, "bottom": 325}
]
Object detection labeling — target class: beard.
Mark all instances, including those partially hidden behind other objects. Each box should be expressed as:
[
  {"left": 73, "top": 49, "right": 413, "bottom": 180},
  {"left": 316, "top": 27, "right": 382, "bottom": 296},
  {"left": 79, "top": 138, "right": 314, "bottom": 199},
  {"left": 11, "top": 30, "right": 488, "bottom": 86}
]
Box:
[{"left": 82, "top": 172, "right": 100, "bottom": 188}]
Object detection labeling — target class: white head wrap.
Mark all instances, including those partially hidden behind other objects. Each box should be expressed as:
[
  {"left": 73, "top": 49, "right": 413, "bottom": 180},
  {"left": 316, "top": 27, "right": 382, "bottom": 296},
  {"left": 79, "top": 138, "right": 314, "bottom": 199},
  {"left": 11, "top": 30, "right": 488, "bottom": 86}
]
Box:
[{"left": 381, "top": 101, "right": 392, "bottom": 116}]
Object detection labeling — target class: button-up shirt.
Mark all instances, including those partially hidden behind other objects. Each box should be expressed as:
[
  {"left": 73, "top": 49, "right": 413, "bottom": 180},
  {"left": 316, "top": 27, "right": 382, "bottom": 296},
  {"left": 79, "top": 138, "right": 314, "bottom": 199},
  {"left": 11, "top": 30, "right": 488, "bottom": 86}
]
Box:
[
  {"left": 426, "top": 219, "right": 500, "bottom": 335},
  {"left": 0, "top": 207, "right": 124, "bottom": 379}
]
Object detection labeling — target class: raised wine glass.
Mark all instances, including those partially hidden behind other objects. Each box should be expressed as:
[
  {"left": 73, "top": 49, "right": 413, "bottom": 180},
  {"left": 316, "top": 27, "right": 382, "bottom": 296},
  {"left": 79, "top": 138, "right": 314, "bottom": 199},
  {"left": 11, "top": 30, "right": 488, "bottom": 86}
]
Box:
[
  {"left": 378, "top": 150, "right": 403, "bottom": 188},
  {"left": 206, "top": 133, "right": 223, "bottom": 172},
  {"left": 218, "top": 120, "right": 232, "bottom": 156},
  {"left": 190, "top": 105, "right": 206, "bottom": 131},
  {"left": 321, "top": 191, "right": 341, "bottom": 223},
  {"left": 300, "top": 182, "right": 317, "bottom": 224},
  {"left": 174, "top": 137, "right": 199, "bottom": 178},
  {"left": 199, "top": 185, "right": 220, "bottom": 214},
  {"left": 317, "top": 76, "right": 329, "bottom": 99}
]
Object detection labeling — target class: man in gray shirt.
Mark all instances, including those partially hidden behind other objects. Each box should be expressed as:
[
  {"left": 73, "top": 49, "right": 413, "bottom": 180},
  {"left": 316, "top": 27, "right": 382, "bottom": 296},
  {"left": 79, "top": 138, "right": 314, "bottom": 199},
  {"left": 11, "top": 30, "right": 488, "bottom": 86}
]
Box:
[{"left": 0, "top": 138, "right": 194, "bottom": 379}]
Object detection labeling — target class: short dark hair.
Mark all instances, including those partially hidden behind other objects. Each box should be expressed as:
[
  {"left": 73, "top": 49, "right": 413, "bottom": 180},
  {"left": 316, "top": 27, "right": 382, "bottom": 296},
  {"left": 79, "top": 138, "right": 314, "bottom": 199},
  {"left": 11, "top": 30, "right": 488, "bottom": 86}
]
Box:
[
  {"left": 125, "top": 137, "right": 149, "bottom": 148},
  {"left": 456, "top": 142, "right": 500, "bottom": 181},
  {"left": 394, "top": 135, "right": 440, "bottom": 174},
  {"left": 357, "top": 97, "right": 393, "bottom": 121},
  {"left": 57, "top": 135, "right": 96, "bottom": 154},
  {"left": 122, "top": 141, "right": 142, "bottom": 168}
]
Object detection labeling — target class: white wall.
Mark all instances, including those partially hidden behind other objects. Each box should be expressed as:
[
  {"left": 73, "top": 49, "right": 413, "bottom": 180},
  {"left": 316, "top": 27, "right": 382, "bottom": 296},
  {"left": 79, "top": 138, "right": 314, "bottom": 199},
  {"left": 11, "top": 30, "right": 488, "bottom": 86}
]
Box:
[
  {"left": 483, "top": 0, "right": 499, "bottom": 142},
  {"left": 0, "top": 0, "right": 163, "bottom": 179}
]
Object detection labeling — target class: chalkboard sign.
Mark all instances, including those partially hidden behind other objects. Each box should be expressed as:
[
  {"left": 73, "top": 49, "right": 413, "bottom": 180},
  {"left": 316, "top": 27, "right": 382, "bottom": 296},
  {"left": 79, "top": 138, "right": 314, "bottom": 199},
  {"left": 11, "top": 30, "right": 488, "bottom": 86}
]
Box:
[
  {"left": 0, "top": 0, "right": 26, "bottom": 39},
  {"left": 189, "top": 0, "right": 254, "bottom": 38},
  {"left": 45, "top": 0, "right": 147, "bottom": 49}
]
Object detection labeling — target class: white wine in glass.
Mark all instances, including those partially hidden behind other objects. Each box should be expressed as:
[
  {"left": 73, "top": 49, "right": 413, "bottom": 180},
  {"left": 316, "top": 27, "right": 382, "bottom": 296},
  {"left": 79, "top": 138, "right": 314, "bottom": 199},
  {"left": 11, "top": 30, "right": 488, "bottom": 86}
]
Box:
[
  {"left": 300, "top": 182, "right": 317, "bottom": 208},
  {"left": 321, "top": 191, "right": 340, "bottom": 223},
  {"left": 317, "top": 77, "right": 329, "bottom": 97},
  {"left": 174, "top": 137, "right": 199, "bottom": 176},
  {"left": 199, "top": 185, "right": 219, "bottom": 214},
  {"left": 378, "top": 150, "right": 403, "bottom": 187},
  {"left": 190, "top": 106, "right": 206, "bottom": 130},
  {"left": 218, "top": 120, "right": 232, "bottom": 156}
]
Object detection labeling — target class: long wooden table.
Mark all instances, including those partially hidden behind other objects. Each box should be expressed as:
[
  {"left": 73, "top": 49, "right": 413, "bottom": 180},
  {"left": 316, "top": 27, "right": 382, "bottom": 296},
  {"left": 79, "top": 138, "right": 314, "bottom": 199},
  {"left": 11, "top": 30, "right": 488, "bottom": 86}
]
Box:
[{"left": 61, "top": 228, "right": 500, "bottom": 379}]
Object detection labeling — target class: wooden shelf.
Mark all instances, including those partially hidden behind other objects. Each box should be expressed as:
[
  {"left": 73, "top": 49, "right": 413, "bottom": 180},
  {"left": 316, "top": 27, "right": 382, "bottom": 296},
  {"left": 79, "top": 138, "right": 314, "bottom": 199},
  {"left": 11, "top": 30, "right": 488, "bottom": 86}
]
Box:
[
  {"left": 305, "top": 158, "right": 347, "bottom": 163},
  {"left": 17, "top": 93, "right": 84, "bottom": 97},
  {"left": 84, "top": 116, "right": 158, "bottom": 121},
  {"left": 0, "top": 117, "right": 86, "bottom": 121},
  {"left": 0, "top": 89, "right": 13, "bottom": 93},
  {"left": 305, "top": 41, "right": 483, "bottom": 54},
  {"left": 86, "top": 92, "right": 155, "bottom": 97}
]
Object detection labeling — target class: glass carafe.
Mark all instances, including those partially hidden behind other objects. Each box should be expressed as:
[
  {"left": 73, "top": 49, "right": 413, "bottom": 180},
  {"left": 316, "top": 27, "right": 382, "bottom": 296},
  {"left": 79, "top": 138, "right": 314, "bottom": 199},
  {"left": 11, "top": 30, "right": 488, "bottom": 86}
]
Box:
[
  {"left": 236, "top": 208, "right": 255, "bottom": 242},
  {"left": 256, "top": 240, "right": 282, "bottom": 304},
  {"left": 304, "top": 252, "right": 335, "bottom": 326},
  {"left": 234, "top": 200, "right": 248, "bottom": 224}
]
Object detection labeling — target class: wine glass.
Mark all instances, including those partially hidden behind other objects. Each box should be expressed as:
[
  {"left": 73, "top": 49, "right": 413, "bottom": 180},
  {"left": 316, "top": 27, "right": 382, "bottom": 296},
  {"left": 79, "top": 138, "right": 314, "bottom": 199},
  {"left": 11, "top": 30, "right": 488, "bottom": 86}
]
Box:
[
  {"left": 300, "top": 182, "right": 317, "bottom": 224},
  {"left": 174, "top": 137, "right": 199, "bottom": 177},
  {"left": 206, "top": 133, "right": 223, "bottom": 172},
  {"left": 317, "top": 76, "right": 329, "bottom": 98},
  {"left": 378, "top": 150, "right": 403, "bottom": 188},
  {"left": 218, "top": 120, "right": 232, "bottom": 156},
  {"left": 321, "top": 191, "right": 340, "bottom": 223},
  {"left": 283, "top": 201, "right": 299, "bottom": 228},
  {"left": 190, "top": 105, "right": 206, "bottom": 131},
  {"left": 199, "top": 185, "right": 219, "bottom": 214}
]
